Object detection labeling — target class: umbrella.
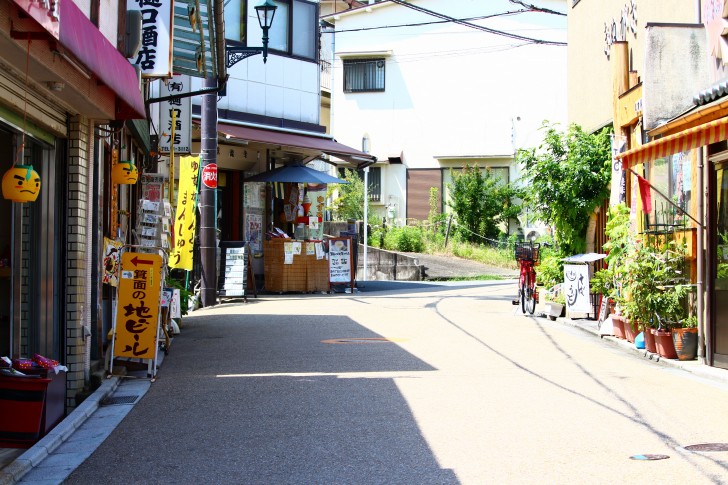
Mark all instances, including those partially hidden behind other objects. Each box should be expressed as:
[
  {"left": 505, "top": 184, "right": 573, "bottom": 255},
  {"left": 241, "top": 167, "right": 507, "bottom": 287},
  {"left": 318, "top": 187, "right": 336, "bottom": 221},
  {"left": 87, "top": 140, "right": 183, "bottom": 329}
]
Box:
[{"left": 245, "top": 164, "right": 349, "bottom": 184}]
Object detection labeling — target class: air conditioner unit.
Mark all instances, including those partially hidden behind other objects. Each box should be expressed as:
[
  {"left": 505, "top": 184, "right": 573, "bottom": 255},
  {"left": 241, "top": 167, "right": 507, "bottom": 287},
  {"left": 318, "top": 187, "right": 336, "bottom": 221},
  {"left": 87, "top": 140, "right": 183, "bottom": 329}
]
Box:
[{"left": 125, "top": 10, "right": 142, "bottom": 59}]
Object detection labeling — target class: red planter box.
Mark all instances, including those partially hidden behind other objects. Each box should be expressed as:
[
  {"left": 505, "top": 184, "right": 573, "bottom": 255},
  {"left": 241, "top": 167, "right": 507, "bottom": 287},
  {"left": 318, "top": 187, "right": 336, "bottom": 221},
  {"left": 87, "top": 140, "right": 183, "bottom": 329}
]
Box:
[{"left": 0, "top": 374, "right": 52, "bottom": 448}]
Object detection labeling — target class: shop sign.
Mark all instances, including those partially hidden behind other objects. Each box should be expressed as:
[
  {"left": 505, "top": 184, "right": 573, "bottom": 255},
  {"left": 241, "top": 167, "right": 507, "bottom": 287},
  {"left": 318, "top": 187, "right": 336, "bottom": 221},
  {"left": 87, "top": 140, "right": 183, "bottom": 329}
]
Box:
[
  {"left": 159, "top": 75, "right": 191, "bottom": 153},
  {"left": 202, "top": 163, "right": 218, "bottom": 188},
  {"left": 128, "top": 0, "right": 173, "bottom": 78},
  {"left": 329, "top": 237, "right": 353, "bottom": 285},
  {"left": 564, "top": 264, "right": 591, "bottom": 314},
  {"left": 12, "top": 0, "right": 60, "bottom": 39},
  {"left": 603, "top": 0, "right": 637, "bottom": 58},
  {"left": 141, "top": 173, "right": 167, "bottom": 202},
  {"left": 169, "top": 156, "right": 200, "bottom": 270},
  {"left": 114, "top": 251, "right": 163, "bottom": 359}
]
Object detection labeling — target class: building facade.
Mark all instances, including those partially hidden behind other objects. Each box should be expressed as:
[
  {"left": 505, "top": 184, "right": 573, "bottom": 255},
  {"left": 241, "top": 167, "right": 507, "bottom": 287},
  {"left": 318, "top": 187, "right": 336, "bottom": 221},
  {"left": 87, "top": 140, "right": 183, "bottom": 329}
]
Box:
[{"left": 324, "top": 0, "right": 567, "bottom": 224}]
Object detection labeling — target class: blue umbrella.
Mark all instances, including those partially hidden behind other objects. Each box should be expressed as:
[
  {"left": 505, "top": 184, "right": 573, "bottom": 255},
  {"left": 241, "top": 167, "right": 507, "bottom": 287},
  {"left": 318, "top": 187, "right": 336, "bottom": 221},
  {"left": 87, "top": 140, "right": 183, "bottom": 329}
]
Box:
[{"left": 245, "top": 164, "right": 349, "bottom": 184}]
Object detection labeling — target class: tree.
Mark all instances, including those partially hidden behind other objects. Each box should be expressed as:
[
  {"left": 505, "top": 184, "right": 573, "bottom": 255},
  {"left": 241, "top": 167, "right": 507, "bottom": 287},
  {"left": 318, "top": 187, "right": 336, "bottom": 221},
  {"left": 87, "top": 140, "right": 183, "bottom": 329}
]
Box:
[
  {"left": 329, "top": 168, "right": 370, "bottom": 221},
  {"left": 518, "top": 123, "right": 612, "bottom": 256},
  {"left": 447, "top": 165, "right": 522, "bottom": 243}
]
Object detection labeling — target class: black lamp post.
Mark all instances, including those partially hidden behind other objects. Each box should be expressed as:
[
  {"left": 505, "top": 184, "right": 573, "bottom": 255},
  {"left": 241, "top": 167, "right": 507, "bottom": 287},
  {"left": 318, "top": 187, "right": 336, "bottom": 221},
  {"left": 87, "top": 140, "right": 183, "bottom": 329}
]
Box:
[{"left": 255, "top": 0, "right": 277, "bottom": 63}]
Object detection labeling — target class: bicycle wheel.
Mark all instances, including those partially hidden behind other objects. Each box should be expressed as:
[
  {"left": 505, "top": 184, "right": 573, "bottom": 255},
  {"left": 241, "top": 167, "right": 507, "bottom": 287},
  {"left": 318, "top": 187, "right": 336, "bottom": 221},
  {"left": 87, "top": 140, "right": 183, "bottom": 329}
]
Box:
[{"left": 525, "top": 272, "right": 537, "bottom": 315}]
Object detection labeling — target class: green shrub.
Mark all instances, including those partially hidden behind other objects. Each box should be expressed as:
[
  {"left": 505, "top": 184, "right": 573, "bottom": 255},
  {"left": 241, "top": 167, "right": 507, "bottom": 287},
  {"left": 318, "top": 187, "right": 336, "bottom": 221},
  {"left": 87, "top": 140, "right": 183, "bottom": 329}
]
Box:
[{"left": 383, "top": 226, "right": 425, "bottom": 252}]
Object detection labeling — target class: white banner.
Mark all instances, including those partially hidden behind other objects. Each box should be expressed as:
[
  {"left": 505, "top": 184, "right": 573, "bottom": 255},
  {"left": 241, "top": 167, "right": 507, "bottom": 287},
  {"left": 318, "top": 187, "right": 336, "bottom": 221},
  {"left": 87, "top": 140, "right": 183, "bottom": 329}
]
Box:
[
  {"left": 128, "top": 0, "right": 172, "bottom": 77},
  {"left": 159, "top": 75, "right": 192, "bottom": 154},
  {"left": 610, "top": 134, "right": 627, "bottom": 206},
  {"left": 564, "top": 264, "right": 591, "bottom": 313}
]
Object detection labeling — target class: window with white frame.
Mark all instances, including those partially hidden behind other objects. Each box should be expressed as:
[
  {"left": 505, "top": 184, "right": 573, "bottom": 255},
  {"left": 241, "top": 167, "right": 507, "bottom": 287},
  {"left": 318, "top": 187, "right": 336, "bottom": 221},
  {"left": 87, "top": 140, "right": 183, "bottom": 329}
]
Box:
[{"left": 343, "top": 58, "right": 385, "bottom": 93}]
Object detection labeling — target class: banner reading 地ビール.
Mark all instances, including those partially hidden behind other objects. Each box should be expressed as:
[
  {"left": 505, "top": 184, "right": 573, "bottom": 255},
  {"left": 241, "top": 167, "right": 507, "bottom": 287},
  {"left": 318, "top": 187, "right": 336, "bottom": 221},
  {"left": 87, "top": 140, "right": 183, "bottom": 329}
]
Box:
[
  {"left": 114, "top": 252, "right": 163, "bottom": 359},
  {"left": 169, "top": 155, "right": 200, "bottom": 270}
]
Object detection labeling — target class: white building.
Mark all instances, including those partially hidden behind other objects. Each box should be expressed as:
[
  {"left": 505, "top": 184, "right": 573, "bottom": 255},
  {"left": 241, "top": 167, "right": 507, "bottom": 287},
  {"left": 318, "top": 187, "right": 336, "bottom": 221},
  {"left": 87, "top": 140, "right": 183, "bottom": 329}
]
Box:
[{"left": 323, "top": 0, "right": 568, "bottom": 225}]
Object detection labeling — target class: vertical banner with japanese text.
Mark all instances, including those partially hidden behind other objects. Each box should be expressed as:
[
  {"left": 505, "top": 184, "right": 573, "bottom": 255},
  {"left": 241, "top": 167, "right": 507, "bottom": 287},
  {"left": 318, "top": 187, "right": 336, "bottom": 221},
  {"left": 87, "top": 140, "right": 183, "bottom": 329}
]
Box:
[
  {"left": 128, "top": 0, "right": 172, "bottom": 77},
  {"left": 169, "top": 156, "right": 200, "bottom": 270},
  {"left": 114, "top": 252, "right": 163, "bottom": 359},
  {"left": 564, "top": 264, "right": 591, "bottom": 314},
  {"left": 159, "top": 75, "right": 192, "bottom": 154}
]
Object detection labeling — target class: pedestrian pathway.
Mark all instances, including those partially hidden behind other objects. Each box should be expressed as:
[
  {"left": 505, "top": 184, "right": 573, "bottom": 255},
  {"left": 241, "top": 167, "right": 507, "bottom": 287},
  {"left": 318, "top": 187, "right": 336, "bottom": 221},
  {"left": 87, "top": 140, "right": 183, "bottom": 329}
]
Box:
[{"left": 1, "top": 300, "right": 727, "bottom": 484}]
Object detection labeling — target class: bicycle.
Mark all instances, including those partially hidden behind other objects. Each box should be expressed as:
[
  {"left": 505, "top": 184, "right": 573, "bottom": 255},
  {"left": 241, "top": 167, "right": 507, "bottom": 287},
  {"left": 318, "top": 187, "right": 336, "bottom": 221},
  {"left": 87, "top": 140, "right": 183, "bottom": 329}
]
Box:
[{"left": 513, "top": 241, "right": 540, "bottom": 315}]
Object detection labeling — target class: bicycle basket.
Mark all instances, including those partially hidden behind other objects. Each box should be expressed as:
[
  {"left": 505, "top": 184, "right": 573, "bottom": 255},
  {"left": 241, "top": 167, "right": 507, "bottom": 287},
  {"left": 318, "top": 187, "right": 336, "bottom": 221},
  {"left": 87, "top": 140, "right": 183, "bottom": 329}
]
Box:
[{"left": 515, "top": 242, "right": 540, "bottom": 262}]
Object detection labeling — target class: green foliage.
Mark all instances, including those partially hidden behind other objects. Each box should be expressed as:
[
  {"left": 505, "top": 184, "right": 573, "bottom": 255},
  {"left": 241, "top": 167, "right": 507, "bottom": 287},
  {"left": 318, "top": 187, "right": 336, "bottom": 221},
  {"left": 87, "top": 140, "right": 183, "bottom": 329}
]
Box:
[
  {"left": 589, "top": 268, "right": 612, "bottom": 296},
  {"left": 447, "top": 165, "right": 522, "bottom": 243},
  {"left": 518, "top": 123, "right": 612, "bottom": 255},
  {"left": 602, "top": 203, "right": 632, "bottom": 305},
  {"left": 383, "top": 226, "right": 425, "bottom": 252},
  {"left": 165, "top": 273, "right": 192, "bottom": 316},
  {"left": 448, "top": 241, "right": 515, "bottom": 268},
  {"left": 536, "top": 252, "right": 563, "bottom": 290},
  {"left": 329, "top": 169, "right": 370, "bottom": 221}
]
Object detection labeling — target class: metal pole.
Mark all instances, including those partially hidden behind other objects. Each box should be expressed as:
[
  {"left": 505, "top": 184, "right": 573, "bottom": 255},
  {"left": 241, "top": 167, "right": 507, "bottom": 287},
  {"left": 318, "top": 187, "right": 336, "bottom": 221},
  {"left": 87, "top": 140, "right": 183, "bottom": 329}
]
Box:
[
  {"left": 200, "top": 76, "right": 218, "bottom": 306},
  {"left": 698, "top": 146, "right": 706, "bottom": 363},
  {"left": 363, "top": 166, "right": 369, "bottom": 283}
]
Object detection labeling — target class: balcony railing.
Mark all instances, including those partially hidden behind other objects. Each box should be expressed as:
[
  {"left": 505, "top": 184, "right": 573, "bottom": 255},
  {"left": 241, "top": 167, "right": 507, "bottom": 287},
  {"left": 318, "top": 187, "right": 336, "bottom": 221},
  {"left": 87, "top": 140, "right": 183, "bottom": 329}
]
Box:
[{"left": 320, "top": 59, "right": 331, "bottom": 91}]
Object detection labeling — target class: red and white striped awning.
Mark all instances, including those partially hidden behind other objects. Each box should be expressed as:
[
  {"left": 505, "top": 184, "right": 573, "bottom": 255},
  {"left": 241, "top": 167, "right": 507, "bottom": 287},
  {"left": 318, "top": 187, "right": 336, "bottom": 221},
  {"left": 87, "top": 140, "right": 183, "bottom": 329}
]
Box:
[{"left": 616, "top": 116, "right": 728, "bottom": 166}]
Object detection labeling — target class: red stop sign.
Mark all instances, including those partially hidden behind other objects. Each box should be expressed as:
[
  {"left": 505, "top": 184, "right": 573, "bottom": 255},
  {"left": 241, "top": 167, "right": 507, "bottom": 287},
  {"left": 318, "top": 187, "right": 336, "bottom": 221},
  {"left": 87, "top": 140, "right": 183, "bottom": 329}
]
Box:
[{"left": 202, "top": 163, "right": 217, "bottom": 188}]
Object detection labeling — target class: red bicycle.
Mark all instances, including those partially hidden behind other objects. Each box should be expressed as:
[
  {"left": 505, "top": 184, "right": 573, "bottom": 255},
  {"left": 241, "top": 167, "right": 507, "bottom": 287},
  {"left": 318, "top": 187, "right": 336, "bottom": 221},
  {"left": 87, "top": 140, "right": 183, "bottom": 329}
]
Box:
[{"left": 514, "top": 242, "right": 540, "bottom": 315}]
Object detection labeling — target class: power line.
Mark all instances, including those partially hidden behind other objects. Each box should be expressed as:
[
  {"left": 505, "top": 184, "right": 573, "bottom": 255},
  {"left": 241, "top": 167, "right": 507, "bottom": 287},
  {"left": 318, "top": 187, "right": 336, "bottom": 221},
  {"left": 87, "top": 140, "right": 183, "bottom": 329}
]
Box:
[
  {"left": 389, "top": 0, "right": 566, "bottom": 46},
  {"left": 328, "top": 10, "right": 527, "bottom": 34}
]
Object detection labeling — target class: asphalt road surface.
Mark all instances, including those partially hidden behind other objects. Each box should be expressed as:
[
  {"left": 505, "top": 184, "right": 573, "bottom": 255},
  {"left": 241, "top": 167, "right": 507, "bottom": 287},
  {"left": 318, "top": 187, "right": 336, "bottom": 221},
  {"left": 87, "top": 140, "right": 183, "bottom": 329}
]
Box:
[{"left": 64, "top": 281, "right": 728, "bottom": 484}]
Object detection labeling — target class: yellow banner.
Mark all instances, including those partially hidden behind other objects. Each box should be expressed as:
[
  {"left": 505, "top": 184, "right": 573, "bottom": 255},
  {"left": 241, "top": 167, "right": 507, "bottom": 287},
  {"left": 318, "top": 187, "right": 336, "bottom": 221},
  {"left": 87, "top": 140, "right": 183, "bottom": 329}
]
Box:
[
  {"left": 114, "top": 252, "right": 163, "bottom": 359},
  {"left": 169, "top": 155, "right": 200, "bottom": 270}
]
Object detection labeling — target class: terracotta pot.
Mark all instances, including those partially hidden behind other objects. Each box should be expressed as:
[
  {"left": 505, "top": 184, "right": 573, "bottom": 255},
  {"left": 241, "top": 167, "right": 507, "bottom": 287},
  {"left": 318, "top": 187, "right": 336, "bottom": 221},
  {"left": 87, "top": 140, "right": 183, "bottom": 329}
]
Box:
[
  {"left": 644, "top": 328, "right": 657, "bottom": 353},
  {"left": 612, "top": 315, "right": 626, "bottom": 339},
  {"left": 654, "top": 329, "right": 678, "bottom": 359},
  {"left": 624, "top": 319, "right": 639, "bottom": 343},
  {"left": 672, "top": 328, "right": 698, "bottom": 361}
]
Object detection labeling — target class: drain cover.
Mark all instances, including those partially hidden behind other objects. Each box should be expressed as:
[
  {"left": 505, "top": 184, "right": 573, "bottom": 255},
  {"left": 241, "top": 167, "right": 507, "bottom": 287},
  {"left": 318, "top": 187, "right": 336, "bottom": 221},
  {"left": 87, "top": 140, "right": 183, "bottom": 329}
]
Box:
[
  {"left": 101, "top": 395, "right": 139, "bottom": 406},
  {"left": 630, "top": 454, "right": 670, "bottom": 461},
  {"left": 684, "top": 443, "right": 728, "bottom": 452}
]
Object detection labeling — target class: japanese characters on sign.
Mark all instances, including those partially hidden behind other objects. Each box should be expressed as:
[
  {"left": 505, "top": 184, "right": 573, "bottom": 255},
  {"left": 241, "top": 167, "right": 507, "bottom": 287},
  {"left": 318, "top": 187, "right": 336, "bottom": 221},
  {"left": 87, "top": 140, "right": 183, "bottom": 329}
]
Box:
[
  {"left": 159, "top": 75, "right": 192, "bottom": 154},
  {"left": 329, "top": 237, "right": 352, "bottom": 284},
  {"left": 169, "top": 156, "right": 200, "bottom": 270},
  {"left": 564, "top": 264, "right": 591, "bottom": 314},
  {"left": 128, "top": 0, "right": 172, "bottom": 77},
  {"left": 114, "top": 252, "right": 163, "bottom": 359}
]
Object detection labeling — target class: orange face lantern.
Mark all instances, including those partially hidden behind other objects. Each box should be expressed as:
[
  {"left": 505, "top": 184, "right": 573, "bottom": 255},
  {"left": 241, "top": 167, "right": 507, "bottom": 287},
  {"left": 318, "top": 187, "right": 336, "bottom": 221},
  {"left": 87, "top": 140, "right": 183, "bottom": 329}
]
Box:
[
  {"left": 111, "top": 161, "right": 138, "bottom": 184},
  {"left": 2, "top": 165, "right": 41, "bottom": 203}
]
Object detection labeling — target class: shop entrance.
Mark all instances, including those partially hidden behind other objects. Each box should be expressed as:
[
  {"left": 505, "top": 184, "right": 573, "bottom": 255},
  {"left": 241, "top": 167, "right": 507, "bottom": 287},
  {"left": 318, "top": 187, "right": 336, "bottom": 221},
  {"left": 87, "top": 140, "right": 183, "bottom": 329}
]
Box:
[{"left": 713, "top": 160, "right": 728, "bottom": 369}]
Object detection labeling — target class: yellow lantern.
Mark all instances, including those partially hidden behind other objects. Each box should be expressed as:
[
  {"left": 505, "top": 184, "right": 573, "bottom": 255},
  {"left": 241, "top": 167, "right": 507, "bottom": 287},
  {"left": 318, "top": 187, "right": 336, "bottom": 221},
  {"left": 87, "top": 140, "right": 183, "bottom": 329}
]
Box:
[
  {"left": 112, "top": 161, "right": 138, "bottom": 184},
  {"left": 2, "top": 165, "right": 41, "bottom": 203}
]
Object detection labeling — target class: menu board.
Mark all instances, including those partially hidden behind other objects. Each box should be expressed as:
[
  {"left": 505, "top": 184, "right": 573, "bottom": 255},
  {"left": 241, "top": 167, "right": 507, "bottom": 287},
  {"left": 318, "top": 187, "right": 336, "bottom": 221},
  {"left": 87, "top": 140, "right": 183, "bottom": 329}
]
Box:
[
  {"left": 328, "top": 237, "right": 354, "bottom": 290},
  {"left": 218, "top": 242, "right": 249, "bottom": 297}
]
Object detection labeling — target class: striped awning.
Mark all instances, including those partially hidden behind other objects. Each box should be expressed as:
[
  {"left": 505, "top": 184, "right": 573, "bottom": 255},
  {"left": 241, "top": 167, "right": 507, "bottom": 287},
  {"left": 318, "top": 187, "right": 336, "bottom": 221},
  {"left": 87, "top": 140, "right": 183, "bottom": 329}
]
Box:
[{"left": 617, "top": 116, "right": 728, "bottom": 166}]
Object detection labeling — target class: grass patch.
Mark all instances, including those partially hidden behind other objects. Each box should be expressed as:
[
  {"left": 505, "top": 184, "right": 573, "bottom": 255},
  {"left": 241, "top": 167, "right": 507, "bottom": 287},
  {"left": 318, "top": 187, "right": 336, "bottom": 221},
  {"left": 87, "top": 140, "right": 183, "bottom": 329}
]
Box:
[
  {"left": 424, "top": 239, "right": 517, "bottom": 270},
  {"left": 429, "top": 274, "right": 505, "bottom": 282}
]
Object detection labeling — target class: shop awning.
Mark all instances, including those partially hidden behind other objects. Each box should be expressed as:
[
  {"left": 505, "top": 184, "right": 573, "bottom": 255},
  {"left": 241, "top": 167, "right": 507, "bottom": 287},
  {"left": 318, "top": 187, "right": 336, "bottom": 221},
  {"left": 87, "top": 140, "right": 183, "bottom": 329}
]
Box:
[
  {"left": 217, "top": 122, "right": 376, "bottom": 167},
  {"left": 58, "top": 0, "right": 146, "bottom": 119},
  {"left": 616, "top": 117, "right": 728, "bottom": 166}
]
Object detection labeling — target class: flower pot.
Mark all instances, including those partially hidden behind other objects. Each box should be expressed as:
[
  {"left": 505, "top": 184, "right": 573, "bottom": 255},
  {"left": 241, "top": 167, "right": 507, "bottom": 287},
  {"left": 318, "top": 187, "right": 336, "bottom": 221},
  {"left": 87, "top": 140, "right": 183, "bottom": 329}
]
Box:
[
  {"left": 612, "top": 315, "right": 626, "bottom": 339},
  {"left": 624, "top": 319, "right": 639, "bottom": 343},
  {"left": 644, "top": 328, "right": 657, "bottom": 353},
  {"left": 672, "top": 328, "right": 698, "bottom": 361},
  {"left": 654, "top": 329, "right": 678, "bottom": 359}
]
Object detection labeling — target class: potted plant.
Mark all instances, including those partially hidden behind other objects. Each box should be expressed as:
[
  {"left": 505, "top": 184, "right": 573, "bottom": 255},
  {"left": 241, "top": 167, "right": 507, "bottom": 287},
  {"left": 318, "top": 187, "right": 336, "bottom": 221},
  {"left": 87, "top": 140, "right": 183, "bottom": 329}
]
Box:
[{"left": 672, "top": 314, "right": 698, "bottom": 361}]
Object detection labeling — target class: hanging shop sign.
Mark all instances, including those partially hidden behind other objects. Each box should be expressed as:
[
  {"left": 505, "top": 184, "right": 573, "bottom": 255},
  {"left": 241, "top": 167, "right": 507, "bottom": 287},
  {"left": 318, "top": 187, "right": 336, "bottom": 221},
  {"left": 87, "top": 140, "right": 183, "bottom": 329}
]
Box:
[
  {"left": 159, "top": 75, "right": 191, "bottom": 153},
  {"left": 114, "top": 251, "right": 163, "bottom": 359},
  {"left": 169, "top": 155, "right": 200, "bottom": 270},
  {"left": 102, "top": 238, "right": 123, "bottom": 286},
  {"left": 141, "top": 173, "right": 167, "bottom": 202},
  {"left": 112, "top": 161, "right": 139, "bottom": 184},
  {"left": 202, "top": 163, "right": 218, "bottom": 189},
  {"left": 128, "top": 0, "right": 173, "bottom": 78}
]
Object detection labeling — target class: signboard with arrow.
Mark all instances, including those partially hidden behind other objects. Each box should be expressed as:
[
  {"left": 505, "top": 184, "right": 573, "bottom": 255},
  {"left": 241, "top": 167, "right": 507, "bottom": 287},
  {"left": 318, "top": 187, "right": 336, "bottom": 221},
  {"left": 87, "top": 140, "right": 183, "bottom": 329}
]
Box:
[{"left": 112, "top": 251, "right": 163, "bottom": 361}]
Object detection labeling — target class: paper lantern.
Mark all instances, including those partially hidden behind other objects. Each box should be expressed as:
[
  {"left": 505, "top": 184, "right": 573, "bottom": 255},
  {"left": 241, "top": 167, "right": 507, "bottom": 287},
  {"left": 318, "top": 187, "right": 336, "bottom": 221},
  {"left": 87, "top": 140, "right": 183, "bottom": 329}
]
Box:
[
  {"left": 2, "top": 165, "right": 40, "bottom": 202},
  {"left": 112, "top": 161, "right": 138, "bottom": 184}
]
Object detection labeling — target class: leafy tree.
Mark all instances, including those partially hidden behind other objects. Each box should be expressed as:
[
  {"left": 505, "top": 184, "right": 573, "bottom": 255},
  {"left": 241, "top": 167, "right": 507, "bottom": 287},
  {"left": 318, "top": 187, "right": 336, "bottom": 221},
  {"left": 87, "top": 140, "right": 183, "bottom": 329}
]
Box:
[
  {"left": 447, "top": 165, "right": 522, "bottom": 243},
  {"left": 329, "top": 168, "right": 370, "bottom": 221},
  {"left": 518, "top": 123, "right": 612, "bottom": 256}
]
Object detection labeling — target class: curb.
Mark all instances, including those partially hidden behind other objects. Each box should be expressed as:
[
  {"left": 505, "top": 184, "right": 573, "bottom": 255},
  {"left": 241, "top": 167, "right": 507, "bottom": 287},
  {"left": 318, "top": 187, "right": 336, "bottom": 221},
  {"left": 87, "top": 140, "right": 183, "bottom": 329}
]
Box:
[
  {"left": 555, "top": 316, "right": 728, "bottom": 385},
  {"left": 0, "top": 377, "right": 121, "bottom": 485}
]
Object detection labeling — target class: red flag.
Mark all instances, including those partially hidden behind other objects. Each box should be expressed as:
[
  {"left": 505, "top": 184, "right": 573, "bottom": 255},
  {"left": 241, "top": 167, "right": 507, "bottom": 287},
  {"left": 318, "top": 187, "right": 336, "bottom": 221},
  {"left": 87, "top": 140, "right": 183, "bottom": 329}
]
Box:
[{"left": 636, "top": 174, "right": 652, "bottom": 214}]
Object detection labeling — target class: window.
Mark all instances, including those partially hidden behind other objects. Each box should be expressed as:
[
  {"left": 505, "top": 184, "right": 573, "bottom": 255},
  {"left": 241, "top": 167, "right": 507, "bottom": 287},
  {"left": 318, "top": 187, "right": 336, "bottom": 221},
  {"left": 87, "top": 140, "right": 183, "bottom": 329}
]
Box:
[
  {"left": 268, "top": 0, "right": 318, "bottom": 61},
  {"left": 644, "top": 150, "right": 693, "bottom": 229},
  {"left": 338, "top": 167, "right": 382, "bottom": 201},
  {"left": 343, "top": 59, "right": 385, "bottom": 93},
  {"left": 225, "top": 0, "right": 246, "bottom": 42}
]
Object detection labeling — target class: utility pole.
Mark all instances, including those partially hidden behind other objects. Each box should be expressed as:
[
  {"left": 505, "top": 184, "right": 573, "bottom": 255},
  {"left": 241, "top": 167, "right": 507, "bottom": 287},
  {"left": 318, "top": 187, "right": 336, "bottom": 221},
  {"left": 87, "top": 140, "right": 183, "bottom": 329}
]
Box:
[{"left": 200, "top": 76, "right": 218, "bottom": 306}]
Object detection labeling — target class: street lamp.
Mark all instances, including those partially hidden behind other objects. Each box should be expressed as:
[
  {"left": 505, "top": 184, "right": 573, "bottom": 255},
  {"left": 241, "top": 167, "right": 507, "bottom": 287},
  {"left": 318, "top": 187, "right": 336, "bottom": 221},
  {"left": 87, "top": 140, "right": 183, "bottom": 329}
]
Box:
[
  {"left": 226, "top": 0, "right": 278, "bottom": 67},
  {"left": 255, "top": 0, "right": 277, "bottom": 63}
]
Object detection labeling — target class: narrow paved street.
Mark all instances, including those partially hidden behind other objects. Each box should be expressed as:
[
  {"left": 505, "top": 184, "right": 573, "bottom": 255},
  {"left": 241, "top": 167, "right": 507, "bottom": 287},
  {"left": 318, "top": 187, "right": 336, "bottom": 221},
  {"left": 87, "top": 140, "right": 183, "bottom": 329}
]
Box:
[{"left": 63, "top": 281, "right": 728, "bottom": 484}]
